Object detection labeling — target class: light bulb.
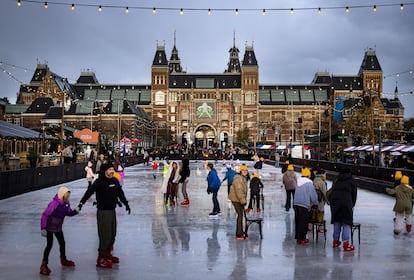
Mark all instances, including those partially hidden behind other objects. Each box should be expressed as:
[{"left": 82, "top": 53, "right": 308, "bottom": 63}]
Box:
[
  {"left": 17, "top": 0, "right": 21, "bottom": 7},
  {"left": 125, "top": 7, "right": 129, "bottom": 14},
  {"left": 71, "top": 4, "right": 75, "bottom": 11},
  {"left": 180, "top": 8, "right": 183, "bottom": 15},
  {"left": 152, "top": 8, "right": 156, "bottom": 14},
  {"left": 262, "top": 9, "right": 266, "bottom": 16},
  {"left": 290, "top": 8, "right": 294, "bottom": 14},
  {"left": 98, "top": 5, "right": 102, "bottom": 12},
  {"left": 44, "top": 2, "right": 48, "bottom": 9}
]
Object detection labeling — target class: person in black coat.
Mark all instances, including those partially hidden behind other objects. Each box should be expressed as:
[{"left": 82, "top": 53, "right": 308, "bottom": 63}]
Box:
[{"left": 329, "top": 168, "right": 357, "bottom": 251}]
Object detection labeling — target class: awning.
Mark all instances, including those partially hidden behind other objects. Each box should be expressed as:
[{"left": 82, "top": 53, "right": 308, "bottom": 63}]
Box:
[
  {"left": 0, "top": 120, "right": 55, "bottom": 140},
  {"left": 401, "top": 145, "right": 414, "bottom": 152},
  {"left": 356, "top": 145, "right": 371, "bottom": 151},
  {"left": 269, "top": 145, "right": 276, "bottom": 150},
  {"left": 344, "top": 146, "right": 356, "bottom": 152},
  {"left": 256, "top": 144, "right": 263, "bottom": 149},
  {"left": 380, "top": 146, "right": 395, "bottom": 152},
  {"left": 260, "top": 144, "right": 272, "bottom": 149},
  {"left": 276, "top": 145, "right": 287, "bottom": 149},
  {"left": 73, "top": 128, "right": 99, "bottom": 144},
  {"left": 390, "top": 145, "right": 407, "bottom": 152},
  {"left": 304, "top": 145, "right": 311, "bottom": 150}
]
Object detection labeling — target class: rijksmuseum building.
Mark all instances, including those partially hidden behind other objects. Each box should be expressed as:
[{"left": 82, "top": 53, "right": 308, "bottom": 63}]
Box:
[{"left": 3, "top": 39, "right": 405, "bottom": 153}]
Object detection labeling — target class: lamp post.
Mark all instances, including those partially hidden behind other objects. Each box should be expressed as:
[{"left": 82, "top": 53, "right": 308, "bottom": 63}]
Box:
[
  {"left": 342, "top": 128, "right": 345, "bottom": 163},
  {"left": 317, "top": 102, "right": 321, "bottom": 161},
  {"left": 60, "top": 90, "right": 65, "bottom": 164}
]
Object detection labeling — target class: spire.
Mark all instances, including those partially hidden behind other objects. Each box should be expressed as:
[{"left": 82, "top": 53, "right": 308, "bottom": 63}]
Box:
[
  {"left": 394, "top": 81, "right": 399, "bottom": 99},
  {"left": 169, "top": 30, "right": 184, "bottom": 73},
  {"left": 358, "top": 47, "right": 382, "bottom": 75},
  {"left": 225, "top": 31, "right": 241, "bottom": 73}
]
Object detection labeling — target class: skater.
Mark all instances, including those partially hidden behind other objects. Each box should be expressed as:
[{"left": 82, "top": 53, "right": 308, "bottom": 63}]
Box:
[
  {"left": 76, "top": 163, "right": 131, "bottom": 269},
  {"left": 293, "top": 168, "right": 318, "bottom": 245},
  {"left": 40, "top": 187, "right": 79, "bottom": 276},
  {"left": 228, "top": 165, "right": 249, "bottom": 240},
  {"left": 206, "top": 162, "right": 222, "bottom": 216},
  {"left": 179, "top": 159, "right": 191, "bottom": 206},
  {"left": 161, "top": 160, "right": 180, "bottom": 207},
  {"left": 85, "top": 161, "right": 97, "bottom": 188},
  {"left": 246, "top": 173, "right": 264, "bottom": 213},
  {"left": 312, "top": 169, "right": 329, "bottom": 225},
  {"left": 152, "top": 159, "right": 159, "bottom": 179},
  {"left": 386, "top": 175, "right": 414, "bottom": 235},
  {"left": 222, "top": 164, "right": 236, "bottom": 195},
  {"left": 329, "top": 168, "right": 358, "bottom": 251},
  {"left": 113, "top": 165, "right": 125, "bottom": 186},
  {"left": 282, "top": 164, "right": 297, "bottom": 212}
]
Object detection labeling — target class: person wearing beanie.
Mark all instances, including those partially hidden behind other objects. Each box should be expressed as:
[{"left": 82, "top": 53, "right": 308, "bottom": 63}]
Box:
[
  {"left": 282, "top": 164, "right": 297, "bottom": 212},
  {"left": 329, "top": 168, "right": 358, "bottom": 251},
  {"left": 281, "top": 160, "right": 290, "bottom": 174},
  {"left": 394, "top": 170, "right": 403, "bottom": 187},
  {"left": 293, "top": 166, "right": 318, "bottom": 244},
  {"left": 39, "top": 187, "right": 79, "bottom": 275},
  {"left": 386, "top": 175, "right": 414, "bottom": 235},
  {"left": 229, "top": 164, "right": 249, "bottom": 240},
  {"left": 313, "top": 170, "right": 329, "bottom": 225},
  {"left": 77, "top": 163, "right": 131, "bottom": 269},
  {"left": 246, "top": 173, "right": 264, "bottom": 213}
]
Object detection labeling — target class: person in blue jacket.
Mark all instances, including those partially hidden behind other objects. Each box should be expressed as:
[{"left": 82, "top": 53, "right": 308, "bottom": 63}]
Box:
[
  {"left": 222, "top": 164, "right": 236, "bottom": 195},
  {"left": 206, "top": 162, "right": 222, "bottom": 217}
]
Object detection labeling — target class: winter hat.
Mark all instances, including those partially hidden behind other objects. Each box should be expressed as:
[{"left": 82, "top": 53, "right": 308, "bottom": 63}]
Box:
[
  {"left": 301, "top": 167, "right": 311, "bottom": 177},
  {"left": 259, "top": 157, "right": 264, "bottom": 161},
  {"left": 287, "top": 164, "right": 294, "bottom": 171},
  {"left": 239, "top": 165, "right": 248, "bottom": 172},
  {"left": 285, "top": 160, "right": 289, "bottom": 164},
  {"left": 395, "top": 171, "right": 402, "bottom": 180},
  {"left": 401, "top": 175, "right": 409, "bottom": 185},
  {"left": 57, "top": 187, "right": 70, "bottom": 200},
  {"left": 101, "top": 163, "right": 114, "bottom": 172},
  {"left": 252, "top": 173, "right": 259, "bottom": 178}
]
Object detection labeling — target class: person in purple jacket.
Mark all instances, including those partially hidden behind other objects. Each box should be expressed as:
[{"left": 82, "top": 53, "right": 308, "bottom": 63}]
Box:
[{"left": 39, "top": 186, "right": 79, "bottom": 276}]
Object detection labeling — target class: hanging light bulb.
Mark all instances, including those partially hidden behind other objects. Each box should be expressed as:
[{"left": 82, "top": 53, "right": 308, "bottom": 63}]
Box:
[
  {"left": 98, "top": 5, "right": 102, "bottom": 12},
  {"left": 152, "top": 7, "right": 156, "bottom": 14},
  {"left": 400, "top": 4, "right": 404, "bottom": 11},
  {"left": 318, "top": 8, "right": 321, "bottom": 14},
  {"left": 180, "top": 8, "right": 183, "bottom": 15},
  {"left": 71, "top": 4, "right": 75, "bottom": 11},
  {"left": 290, "top": 8, "right": 294, "bottom": 14},
  {"left": 17, "top": 0, "right": 21, "bottom": 7},
  {"left": 262, "top": 9, "right": 266, "bottom": 16},
  {"left": 373, "top": 5, "right": 377, "bottom": 12},
  {"left": 125, "top": 7, "right": 129, "bottom": 14},
  {"left": 44, "top": 2, "right": 48, "bottom": 9},
  {"left": 235, "top": 9, "right": 239, "bottom": 15},
  {"left": 208, "top": 8, "right": 211, "bottom": 15},
  {"left": 346, "top": 6, "right": 349, "bottom": 13}
]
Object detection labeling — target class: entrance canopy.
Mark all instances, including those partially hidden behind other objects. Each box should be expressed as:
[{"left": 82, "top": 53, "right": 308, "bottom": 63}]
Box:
[{"left": 0, "top": 121, "right": 55, "bottom": 139}]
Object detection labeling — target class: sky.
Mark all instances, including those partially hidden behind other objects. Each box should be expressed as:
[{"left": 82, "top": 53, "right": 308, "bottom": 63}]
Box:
[{"left": 1, "top": 0, "right": 413, "bottom": 118}]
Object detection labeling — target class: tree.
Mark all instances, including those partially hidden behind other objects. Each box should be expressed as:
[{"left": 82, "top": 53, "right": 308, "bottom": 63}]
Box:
[{"left": 236, "top": 127, "right": 250, "bottom": 146}]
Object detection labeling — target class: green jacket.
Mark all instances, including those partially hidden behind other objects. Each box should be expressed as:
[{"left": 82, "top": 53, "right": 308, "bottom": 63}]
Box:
[{"left": 386, "top": 184, "right": 414, "bottom": 214}]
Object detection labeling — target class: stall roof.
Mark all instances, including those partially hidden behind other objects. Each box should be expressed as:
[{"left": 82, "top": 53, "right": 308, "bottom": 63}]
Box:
[{"left": 0, "top": 121, "right": 55, "bottom": 139}]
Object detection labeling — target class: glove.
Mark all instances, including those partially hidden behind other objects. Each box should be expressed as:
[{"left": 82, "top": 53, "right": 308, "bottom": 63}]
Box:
[
  {"left": 41, "top": 229, "right": 47, "bottom": 237},
  {"left": 74, "top": 206, "right": 81, "bottom": 213},
  {"left": 125, "top": 204, "right": 131, "bottom": 215},
  {"left": 117, "top": 200, "right": 123, "bottom": 207}
]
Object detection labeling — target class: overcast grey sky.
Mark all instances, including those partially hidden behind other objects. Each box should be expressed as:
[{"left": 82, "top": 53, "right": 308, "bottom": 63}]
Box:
[{"left": 1, "top": 0, "right": 413, "bottom": 118}]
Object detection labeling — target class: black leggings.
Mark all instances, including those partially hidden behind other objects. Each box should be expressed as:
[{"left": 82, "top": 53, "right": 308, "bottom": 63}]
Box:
[{"left": 43, "top": 231, "right": 66, "bottom": 262}]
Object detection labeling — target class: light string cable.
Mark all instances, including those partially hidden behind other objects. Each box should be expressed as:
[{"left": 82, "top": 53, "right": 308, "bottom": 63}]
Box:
[{"left": 13, "top": 0, "right": 414, "bottom": 14}]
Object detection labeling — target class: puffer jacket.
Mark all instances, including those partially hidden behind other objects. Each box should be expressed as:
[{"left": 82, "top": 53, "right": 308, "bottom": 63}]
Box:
[
  {"left": 330, "top": 172, "right": 358, "bottom": 225},
  {"left": 228, "top": 174, "right": 248, "bottom": 205},
  {"left": 386, "top": 184, "right": 414, "bottom": 214},
  {"left": 283, "top": 170, "right": 297, "bottom": 190},
  {"left": 41, "top": 195, "right": 77, "bottom": 232}
]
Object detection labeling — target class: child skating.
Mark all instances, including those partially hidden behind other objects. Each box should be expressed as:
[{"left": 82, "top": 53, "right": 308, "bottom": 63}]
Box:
[
  {"left": 386, "top": 175, "right": 414, "bottom": 235},
  {"left": 40, "top": 187, "right": 79, "bottom": 275},
  {"left": 246, "top": 172, "right": 264, "bottom": 213}
]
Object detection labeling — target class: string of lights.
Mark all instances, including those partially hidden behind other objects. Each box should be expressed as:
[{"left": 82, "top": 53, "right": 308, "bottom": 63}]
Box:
[
  {"left": 14, "top": 0, "right": 414, "bottom": 15},
  {"left": 384, "top": 69, "right": 414, "bottom": 79}
]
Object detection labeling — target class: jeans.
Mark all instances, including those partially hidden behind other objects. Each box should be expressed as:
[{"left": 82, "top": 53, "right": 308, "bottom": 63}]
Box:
[
  {"left": 212, "top": 190, "right": 220, "bottom": 213},
  {"left": 333, "top": 222, "right": 351, "bottom": 242}
]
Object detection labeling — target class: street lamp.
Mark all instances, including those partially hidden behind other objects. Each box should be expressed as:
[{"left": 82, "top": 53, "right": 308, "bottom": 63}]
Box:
[{"left": 342, "top": 128, "right": 345, "bottom": 163}]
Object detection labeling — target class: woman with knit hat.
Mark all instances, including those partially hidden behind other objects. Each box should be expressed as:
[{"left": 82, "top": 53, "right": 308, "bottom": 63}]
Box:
[
  {"left": 386, "top": 175, "right": 414, "bottom": 235},
  {"left": 39, "top": 187, "right": 79, "bottom": 275}
]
